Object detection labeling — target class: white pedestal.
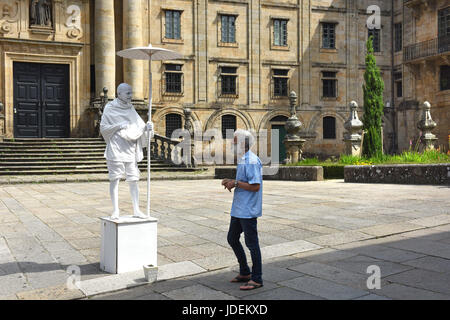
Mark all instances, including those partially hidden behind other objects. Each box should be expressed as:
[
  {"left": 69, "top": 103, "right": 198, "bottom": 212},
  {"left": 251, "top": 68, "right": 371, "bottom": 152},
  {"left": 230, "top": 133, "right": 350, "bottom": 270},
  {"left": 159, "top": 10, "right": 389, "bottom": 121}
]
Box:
[{"left": 100, "top": 216, "right": 158, "bottom": 274}]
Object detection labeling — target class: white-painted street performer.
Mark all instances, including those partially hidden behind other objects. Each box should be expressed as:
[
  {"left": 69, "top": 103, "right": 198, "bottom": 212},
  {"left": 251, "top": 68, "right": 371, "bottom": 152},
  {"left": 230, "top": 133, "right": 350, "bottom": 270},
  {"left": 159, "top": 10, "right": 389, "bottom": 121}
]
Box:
[{"left": 100, "top": 83, "right": 154, "bottom": 220}]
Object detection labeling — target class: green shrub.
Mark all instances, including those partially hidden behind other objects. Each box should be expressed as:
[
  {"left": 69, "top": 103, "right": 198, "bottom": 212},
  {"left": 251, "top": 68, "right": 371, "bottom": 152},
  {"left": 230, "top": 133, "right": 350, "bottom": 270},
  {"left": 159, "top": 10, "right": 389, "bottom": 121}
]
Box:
[{"left": 323, "top": 165, "right": 344, "bottom": 179}]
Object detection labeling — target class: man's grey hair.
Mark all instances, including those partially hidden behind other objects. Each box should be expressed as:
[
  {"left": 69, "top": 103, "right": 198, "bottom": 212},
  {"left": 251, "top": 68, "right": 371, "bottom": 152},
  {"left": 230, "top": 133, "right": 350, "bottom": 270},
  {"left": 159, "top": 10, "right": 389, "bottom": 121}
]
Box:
[{"left": 234, "top": 129, "right": 255, "bottom": 151}]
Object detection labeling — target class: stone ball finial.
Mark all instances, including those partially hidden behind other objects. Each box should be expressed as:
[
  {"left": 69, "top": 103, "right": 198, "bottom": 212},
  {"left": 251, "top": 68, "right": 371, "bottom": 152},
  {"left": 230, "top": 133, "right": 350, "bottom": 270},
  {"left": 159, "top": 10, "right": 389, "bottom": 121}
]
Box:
[
  {"left": 103, "top": 87, "right": 108, "bottom": 94},
  {"left": 350, "top": 101, "right": 358, "bottom": 109},
  {"left": 423, "top": 101, "right": 431, "bottom": 110},
  {"left": 183, "top": 107, "right": 192, "bottom": 117},
  {"left": 0, "top": 102, "right": 4, "bottom": 113}
]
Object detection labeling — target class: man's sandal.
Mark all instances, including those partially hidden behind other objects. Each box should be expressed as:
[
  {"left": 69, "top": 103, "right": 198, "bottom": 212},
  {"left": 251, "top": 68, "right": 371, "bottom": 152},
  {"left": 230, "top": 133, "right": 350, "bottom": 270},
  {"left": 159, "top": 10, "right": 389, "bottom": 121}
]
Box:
[
  {"left": 230, "top": 275, "right": 251, "bottom": 283},
  {"left": 240, "top": 281, "right": 263, "bottom": 290}
]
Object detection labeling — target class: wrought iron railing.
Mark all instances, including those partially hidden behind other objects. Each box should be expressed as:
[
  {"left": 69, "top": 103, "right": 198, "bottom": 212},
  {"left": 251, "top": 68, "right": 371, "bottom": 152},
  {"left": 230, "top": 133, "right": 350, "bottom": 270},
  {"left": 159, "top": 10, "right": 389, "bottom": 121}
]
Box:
[{"left": 404, "top": 35, "right": 450, "bottom": 62}]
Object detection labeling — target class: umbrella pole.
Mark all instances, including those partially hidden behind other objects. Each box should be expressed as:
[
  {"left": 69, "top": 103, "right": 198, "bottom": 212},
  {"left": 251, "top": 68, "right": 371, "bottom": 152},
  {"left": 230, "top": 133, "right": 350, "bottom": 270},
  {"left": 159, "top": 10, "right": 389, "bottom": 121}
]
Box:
[{"left": 147, "top": 59, "right": 152, "bottom": 218}]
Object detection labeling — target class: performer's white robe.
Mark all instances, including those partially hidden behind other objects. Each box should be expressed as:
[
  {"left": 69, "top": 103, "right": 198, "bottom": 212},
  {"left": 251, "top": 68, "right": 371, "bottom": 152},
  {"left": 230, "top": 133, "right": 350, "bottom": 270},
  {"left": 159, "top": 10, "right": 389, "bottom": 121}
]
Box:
[{"left": 100, "top": 98, "right": 149, "bottom": 163}]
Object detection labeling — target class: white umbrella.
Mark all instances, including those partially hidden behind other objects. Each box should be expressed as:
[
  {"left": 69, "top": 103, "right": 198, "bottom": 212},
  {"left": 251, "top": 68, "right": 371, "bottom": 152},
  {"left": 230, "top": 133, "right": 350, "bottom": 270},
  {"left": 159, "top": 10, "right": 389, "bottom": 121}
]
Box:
[{"left": 117, "top": 44, "right": 183, "bottom": 218}]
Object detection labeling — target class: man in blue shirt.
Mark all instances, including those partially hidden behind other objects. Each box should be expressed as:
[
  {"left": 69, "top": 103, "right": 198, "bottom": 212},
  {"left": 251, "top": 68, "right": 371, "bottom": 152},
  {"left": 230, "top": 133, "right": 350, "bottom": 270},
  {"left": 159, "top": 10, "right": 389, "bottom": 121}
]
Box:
[{"left": 222, "top": 129, "right": 263, "bottom": 290}]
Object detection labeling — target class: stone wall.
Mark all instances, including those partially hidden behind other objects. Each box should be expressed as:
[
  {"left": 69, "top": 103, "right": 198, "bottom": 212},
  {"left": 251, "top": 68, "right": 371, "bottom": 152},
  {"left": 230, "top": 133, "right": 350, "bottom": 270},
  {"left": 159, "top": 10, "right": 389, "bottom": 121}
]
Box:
[
  {"left": 215, "top": 166, "right": 324, "bottom": 181},
  {"left": 344, "top": 164, "right": 450, "bottom": 185}
]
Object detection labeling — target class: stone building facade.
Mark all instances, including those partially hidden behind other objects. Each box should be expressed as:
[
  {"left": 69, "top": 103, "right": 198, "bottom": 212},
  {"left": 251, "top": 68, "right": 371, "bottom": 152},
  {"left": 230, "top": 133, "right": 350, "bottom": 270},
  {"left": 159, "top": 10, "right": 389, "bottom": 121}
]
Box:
[{"left": 0, "top": 0, "right": 448, "bottom": 160}]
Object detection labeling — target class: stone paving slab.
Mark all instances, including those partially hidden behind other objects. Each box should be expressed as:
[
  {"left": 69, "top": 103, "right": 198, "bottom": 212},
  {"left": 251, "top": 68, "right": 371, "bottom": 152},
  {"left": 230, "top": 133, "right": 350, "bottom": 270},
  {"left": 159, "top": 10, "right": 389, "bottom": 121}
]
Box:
[{"left": 1, "top": 179, "right": 450, "bottom": 300}]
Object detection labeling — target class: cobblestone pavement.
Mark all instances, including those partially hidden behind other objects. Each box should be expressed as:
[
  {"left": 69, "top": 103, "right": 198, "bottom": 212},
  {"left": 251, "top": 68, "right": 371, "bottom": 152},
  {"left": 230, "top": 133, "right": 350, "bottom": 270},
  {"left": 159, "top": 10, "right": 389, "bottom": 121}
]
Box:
[{"left": 1, "top": 179, "right": 450, "bottom": 300}]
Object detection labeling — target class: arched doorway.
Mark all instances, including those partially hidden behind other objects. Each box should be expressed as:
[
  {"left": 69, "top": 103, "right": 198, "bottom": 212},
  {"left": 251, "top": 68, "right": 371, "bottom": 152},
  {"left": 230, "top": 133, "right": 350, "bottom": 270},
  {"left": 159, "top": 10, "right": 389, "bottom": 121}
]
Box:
[{"left": 270, "top": 115, "right": 288, "bottom": 163}]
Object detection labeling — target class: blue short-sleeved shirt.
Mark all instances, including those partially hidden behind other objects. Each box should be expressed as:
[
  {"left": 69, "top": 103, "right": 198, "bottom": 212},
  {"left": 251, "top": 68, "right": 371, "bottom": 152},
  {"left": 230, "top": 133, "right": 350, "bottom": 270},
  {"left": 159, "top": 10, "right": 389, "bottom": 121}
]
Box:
[{"left": 230, "top": 151, "right": 263, "bottom": 219}]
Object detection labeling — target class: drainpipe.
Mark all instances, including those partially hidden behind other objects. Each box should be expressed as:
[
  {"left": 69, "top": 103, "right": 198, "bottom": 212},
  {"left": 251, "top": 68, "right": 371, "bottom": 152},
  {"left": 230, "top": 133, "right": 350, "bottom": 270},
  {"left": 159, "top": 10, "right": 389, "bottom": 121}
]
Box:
[{"left": 391, "top": 0, "right": 397, "bottom": 154}]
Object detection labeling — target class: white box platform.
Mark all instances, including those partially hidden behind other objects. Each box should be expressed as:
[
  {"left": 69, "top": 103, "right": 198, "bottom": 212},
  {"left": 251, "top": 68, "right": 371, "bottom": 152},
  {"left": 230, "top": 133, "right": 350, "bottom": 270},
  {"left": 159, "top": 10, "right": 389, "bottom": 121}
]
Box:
[{"left": 100, "top": 216, "right": 158, "bottom": 274}]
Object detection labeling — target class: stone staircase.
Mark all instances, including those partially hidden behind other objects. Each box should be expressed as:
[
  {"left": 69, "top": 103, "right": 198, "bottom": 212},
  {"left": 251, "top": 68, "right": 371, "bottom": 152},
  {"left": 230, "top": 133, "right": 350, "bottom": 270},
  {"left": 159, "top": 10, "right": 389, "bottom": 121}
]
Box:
[{"left": 0, "top": 138, "right": 199, "bottom": 176}]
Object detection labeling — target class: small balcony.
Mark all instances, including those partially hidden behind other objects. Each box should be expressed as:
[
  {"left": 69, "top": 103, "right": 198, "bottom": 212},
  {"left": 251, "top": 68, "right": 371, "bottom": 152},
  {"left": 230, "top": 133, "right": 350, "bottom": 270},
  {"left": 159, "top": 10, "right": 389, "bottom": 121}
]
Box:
[{"left": 404, "top": 35, "right": 450, "bottom": 63}]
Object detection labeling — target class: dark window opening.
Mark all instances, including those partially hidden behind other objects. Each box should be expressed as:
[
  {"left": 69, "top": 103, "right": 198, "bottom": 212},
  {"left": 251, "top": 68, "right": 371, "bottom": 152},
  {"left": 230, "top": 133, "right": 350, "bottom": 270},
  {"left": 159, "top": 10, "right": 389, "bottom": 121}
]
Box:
[
  {"left": 394, "top": 72, "right": 403, "bottom": 98},
  {"left": 440, "top": 65, "right": 450, "bottom": 91},
  {"left": 322, "top": 23, "right": 336, "bottom": 49},
  {"left": 164, "top": 64, "right": 183, "bottom": 93},
  {"left": 322, "top": 71, "right": 337, "bottom": 98},
  {"left": 395, "top": 23, "right": 402, "bottom": 52},
  {"left": 165, "top": 114, "right": 182, "bottom": 138},
  {"left": 323, "top": 116, "right": 336, "bottom": 140},
  {"left": 273, "top": 69, "right": 289, "bottom": 97},
  {"left": 222, "top": 115, "right": 237, "bottom": 139},
  {"left": 368, "top": 28, "right": 381, "bottom": 52},
  {"left": 220, "top": 67, "right": 238, "bottom": 95}
]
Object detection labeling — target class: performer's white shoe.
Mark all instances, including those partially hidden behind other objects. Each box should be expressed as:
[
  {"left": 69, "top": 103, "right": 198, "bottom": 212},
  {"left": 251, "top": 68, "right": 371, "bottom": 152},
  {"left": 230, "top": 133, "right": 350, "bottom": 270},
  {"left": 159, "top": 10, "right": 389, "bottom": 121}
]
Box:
[{"left": 110, "top": 211, "right": 120, "bottom": 220}]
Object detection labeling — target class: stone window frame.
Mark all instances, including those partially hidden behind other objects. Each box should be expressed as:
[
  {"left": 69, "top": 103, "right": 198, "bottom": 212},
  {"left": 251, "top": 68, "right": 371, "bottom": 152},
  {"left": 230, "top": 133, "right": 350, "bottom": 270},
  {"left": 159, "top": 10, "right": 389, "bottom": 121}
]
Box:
[
  {"left": 161, "top": 8, "right": 184, "bottom": 44},
  {"left": 320, "top": 70, "right": 339, "bottom": 101},
  {"left": 270, "top": 66, "right": 291, "bottom": 100},
  {"left": 217, "top": 64, "right": 239, "bottom": 99},
  {"left": 162, "top": 62, "right": 185, "bottom": 97},
  {"left": 217, "top": 12, "right": 239, "bottom": 48},
  {"left": 270, "top": 16, "right": 290, "bottom": 51},
  {"left": 320, "top": 21, "right": 339, "bottom": 52}
]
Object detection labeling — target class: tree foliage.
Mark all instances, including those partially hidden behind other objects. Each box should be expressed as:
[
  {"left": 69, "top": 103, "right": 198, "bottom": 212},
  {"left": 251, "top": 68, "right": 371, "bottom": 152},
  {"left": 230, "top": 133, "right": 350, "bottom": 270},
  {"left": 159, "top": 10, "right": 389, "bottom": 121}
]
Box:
[{"left": 362, "top": 36, "right": 384, "bottom": 158}]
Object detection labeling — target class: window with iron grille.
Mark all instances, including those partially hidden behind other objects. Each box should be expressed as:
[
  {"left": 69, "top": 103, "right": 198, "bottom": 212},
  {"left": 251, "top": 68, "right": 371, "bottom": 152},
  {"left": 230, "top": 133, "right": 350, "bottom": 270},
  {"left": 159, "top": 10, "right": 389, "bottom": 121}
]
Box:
[
  {"left": 323, "top": 116, "right": 336, "bottom": 140},
  {"left": 440, "top": 65, "right": 450, "bottom": 91},
  {"left": 221, "top": 15, "right": 236, "bottom": 43},
  {"left": 220, "top": 67, "right": 238, "bottom": 95},
  {"left": 394, "top": 23, "right": 402, "bottom": 52},
  {"left": 222, "top": 115, "right": 237, "bottom": 139},
  {"left": 165, "top": 113, "right": 182, "bottom": 138},
  {"left": 394, "top": 72, "right": 402, "bottom": 97},
  {"left": 273, "top": 19, "right": 288, "bottom": 46},
  {"left": 164, "top": 64, "right": 183, "bottom": 93},
  {"left": 165, "top": 10, "right": 181, "bottom": 39},
  {"left": 322, "top": 23, "right": 336, "bottom": 49},
  {"left": 273, "top": 69, "right": 289, "bottom": 97},
  {"left": 368, "top": 28, "right": 381, "bottom": 52},
  {"left": 438, "top": 7, "right": 450, "bottom": 38},
  {"left": 322, "top": 71, "right": 337, "bottom": 98}
]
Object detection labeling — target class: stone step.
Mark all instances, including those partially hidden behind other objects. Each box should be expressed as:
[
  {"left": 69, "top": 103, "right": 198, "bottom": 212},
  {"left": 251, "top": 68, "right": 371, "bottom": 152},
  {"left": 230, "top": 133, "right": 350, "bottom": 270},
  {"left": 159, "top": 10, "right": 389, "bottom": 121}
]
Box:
[
  {"left": 2, "top": 138, "right": 104, "bottom": 142},
  {"left": 0, "top": 141, "right": 106, "bottom": 146},
  {"left": 0, "top": 162, "right": 174, "bottom": 168},
  {"left": 0, "top": 158, "right": 162, "bottom": 163},
  {"left": 0, "top": 167, "right": 201, "bottom": 176},
  {"left": 0, "top": 147, "right": 107, "bottom": 152}
]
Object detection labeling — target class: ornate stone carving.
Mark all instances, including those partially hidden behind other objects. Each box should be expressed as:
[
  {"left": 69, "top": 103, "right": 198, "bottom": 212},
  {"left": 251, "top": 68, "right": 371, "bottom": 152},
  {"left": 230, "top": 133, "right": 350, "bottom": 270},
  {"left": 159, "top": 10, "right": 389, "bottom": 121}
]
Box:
[
  {"left": 0, "top": 1, "right": 19, "bottom": 35},
  {"left": 283, "top": 91, "right": 306, "bottom": 164},
  {"left": 343, "top": 101, "right": 364, "bottom": 156},
  {"left": 417, "top": 101, "right": 437, "bottom": 151},
  {"left": 65, "top": 4, "right": 82, "bottom": 39},
  {"left": 30, "top": 0, "right": 52, "bottom": 27}
]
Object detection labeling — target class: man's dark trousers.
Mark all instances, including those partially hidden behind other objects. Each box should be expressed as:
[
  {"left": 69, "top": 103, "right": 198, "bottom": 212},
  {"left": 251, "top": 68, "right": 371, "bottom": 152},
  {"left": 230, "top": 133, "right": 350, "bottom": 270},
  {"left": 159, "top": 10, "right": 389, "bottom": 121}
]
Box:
[{"left": 227, "top": 216, "right": 263, "bottom": 284}]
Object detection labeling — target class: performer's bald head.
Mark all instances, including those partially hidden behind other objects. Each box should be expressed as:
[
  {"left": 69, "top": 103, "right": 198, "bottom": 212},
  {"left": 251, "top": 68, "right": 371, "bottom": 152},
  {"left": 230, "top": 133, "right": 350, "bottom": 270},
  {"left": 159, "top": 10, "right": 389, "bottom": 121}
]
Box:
[{"left": 117, "top": 83, "right": 133, "bottom": 104}]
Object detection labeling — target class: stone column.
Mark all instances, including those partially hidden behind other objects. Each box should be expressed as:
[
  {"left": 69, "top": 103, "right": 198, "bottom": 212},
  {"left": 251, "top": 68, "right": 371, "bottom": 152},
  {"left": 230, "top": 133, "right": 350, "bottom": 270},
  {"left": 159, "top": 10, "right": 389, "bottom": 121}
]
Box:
[
  {"left": 284, "top": 91, "right": 306, "bottom": 164},
  {"left": 343, "top": 101, "right": 363, "bottom": 156},
  {"left": 95, "top": 0, "right": 116, "bottom": 97},
  {"left": 123, "top": 0, "right": 144, "bottom": 99}
]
